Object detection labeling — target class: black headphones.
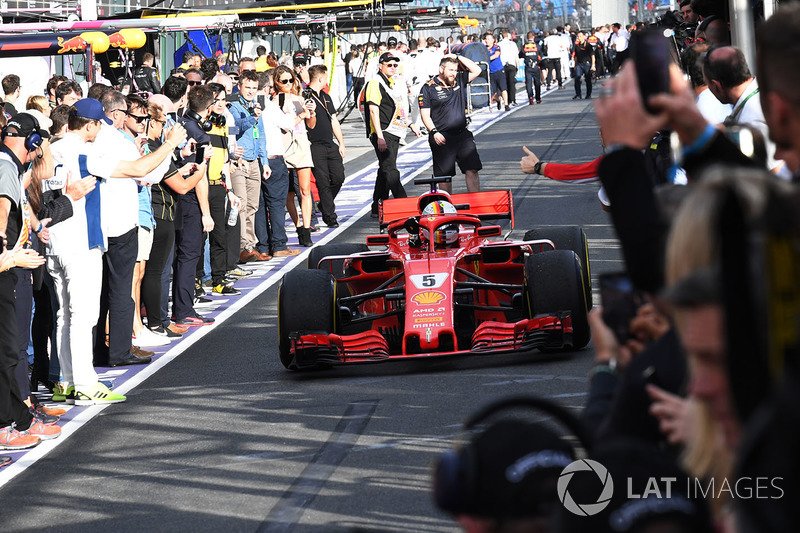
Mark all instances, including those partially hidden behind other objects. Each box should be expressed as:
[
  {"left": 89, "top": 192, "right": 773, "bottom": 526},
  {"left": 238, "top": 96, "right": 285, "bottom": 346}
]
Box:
[
  {"left": 183, "top": 109, "right": 213, "bottom": 132},
  {"left": 1, "top": 116, "right": 44, "bottom": 153},
  {"left": 433, "top": 396, "right": 592, "bottom": 516},
  {"left": 208, "top": 112, "right": 226, "bottom": 128}
]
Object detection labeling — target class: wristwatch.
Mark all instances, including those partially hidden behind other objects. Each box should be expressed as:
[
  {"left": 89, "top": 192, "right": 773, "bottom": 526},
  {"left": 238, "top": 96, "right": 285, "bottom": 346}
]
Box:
[
  {"left": 429, "top": 129, "right": 438, "bottom": 135},
  {"left": 533, "top": 160, "right": 544, "bottom": 175}
]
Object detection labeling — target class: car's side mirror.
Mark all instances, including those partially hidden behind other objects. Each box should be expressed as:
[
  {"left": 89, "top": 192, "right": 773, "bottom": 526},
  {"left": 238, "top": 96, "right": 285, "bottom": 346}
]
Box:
[{"left": 476, "top": 225, "right": 502, "bottom": 237}]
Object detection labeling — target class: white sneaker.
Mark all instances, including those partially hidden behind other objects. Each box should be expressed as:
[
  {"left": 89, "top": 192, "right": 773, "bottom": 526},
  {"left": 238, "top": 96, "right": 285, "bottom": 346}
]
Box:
[{"left": 132, "top": 328, "right": 171, "bottom": 347}]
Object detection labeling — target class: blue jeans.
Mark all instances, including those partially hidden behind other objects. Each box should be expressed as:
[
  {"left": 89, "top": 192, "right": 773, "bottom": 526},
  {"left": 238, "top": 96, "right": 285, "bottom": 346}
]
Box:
[{"left": 256, "top": 157, "right": 291, "bottom": 253}]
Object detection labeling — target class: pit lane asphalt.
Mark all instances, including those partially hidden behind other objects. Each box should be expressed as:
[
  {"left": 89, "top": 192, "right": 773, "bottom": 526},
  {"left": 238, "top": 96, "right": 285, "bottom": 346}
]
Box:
[{"left": 1, "top": 90, "right": 624, "bottom": 532}]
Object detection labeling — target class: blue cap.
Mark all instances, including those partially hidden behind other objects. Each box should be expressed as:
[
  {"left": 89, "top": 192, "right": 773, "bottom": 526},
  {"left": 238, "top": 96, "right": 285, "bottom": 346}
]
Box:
[{"left": 72, "top": 98, "right": 109, "bottom": 124}]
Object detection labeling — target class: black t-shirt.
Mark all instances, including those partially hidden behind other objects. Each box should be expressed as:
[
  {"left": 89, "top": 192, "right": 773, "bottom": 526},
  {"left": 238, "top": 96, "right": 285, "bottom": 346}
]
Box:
[
  {"left": 419, "top": 72, "right": 469, "bottom": 133},
  {"left": 306, "top": 89, "right": 336, "bottom": 146},
  {"left": 574, "top": 41, "right": 594, "bottom": 64}
]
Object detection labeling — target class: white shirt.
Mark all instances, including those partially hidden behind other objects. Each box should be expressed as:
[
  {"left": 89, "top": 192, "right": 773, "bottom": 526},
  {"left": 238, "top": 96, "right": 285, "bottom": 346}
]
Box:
[
  {"left": 731, "top": 79, "right": 780, "bottom": 169},
  {"left": 415, "top": 48, "right": 443, "bottom": 85},
  {"left": 92, "top": 123, "right": 170, "bottom": 238},
  {"left": 46, "top": 132, "right": 118, "bottom": 255},
  {"left": 499, "top": 38, "right": 519, "bottom": 67},
  {"left": 349, "top": 55, "right": 364, "bottom": 77},
  {"left": 544, "top": 35, "right": 562, "bottom": 59},
  {"left": 696, "top": 88, "right": 732, "bottom": 125},
  {"left": 611, "top": 29, "right": 630, "bottom": 52},
  {"left": 559, "top": 34, "right": 572, "bottom": 57},
  {"left": 262, "top": 98, "right": 296, "bottom": 157}
]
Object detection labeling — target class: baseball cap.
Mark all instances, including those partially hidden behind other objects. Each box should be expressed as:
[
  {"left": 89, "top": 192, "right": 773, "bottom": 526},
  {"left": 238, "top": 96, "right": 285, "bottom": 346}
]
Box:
[
  {"left": 3, "top": 112, "right": 49, "bottom": 140},
  {"left": 379, "top": 52, "right": 400, "bottom": 63},
  {"left": 387, "top": 36, "right": 398, "bottom": 47},
  {"left": 72, "top": 98, "right": 107, "bottom": 124},
  {"left": 293, "top": 50, "right": 308, "bottom": 65}
]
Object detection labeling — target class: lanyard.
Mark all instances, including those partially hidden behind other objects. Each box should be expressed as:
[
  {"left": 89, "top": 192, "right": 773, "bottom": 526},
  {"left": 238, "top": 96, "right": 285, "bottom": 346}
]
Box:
[{"left": 731, "top": 87, "right": 760, "bottom": 121}]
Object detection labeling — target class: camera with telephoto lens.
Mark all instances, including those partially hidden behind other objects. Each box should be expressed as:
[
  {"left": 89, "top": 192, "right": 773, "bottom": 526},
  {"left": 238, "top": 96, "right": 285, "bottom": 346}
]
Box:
[{"left": 651, "top": 10, "right": 695, "bottom": 53}]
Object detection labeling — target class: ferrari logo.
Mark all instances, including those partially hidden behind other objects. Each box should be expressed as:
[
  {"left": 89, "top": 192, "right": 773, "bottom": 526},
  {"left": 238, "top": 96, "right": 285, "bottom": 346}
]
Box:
[{"left": 412, "top": 291, "right": 446, "bottom": 305}]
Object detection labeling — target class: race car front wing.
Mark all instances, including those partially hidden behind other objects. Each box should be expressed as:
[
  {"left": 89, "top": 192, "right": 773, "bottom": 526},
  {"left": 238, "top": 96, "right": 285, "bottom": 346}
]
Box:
[{"left": 287, "top": 314, "right": 573, "bottom": 368}]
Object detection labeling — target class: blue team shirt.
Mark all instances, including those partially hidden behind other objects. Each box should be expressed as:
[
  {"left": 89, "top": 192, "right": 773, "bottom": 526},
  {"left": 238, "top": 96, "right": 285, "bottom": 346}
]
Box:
[{"left": 487, "top": 45, "right": 503, "bottom": 73}]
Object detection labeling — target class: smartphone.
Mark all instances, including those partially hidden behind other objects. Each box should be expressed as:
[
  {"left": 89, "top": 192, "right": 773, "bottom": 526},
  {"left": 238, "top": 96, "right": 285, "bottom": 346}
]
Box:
[
  {"left": 599, "top": 272, "right": 645, "bottom": 344},
  {"left": 629, "top": 29, "right": 671, "bottom": 113},
  {"left": 195, "top": 142, "right": 209, "bottom": 164},
  {"left": 256, "top": 95, "right": 266, "bottom": 110}
]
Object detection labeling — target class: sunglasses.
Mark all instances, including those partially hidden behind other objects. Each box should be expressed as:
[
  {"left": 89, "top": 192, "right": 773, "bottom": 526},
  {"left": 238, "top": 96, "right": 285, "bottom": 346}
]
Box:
[
  {"left": 187, "top": 80, "right": 201, "bottom": 86},
  {"left": 241, "top": 69, "right": 256, "bottom": 74},
  {"left": 384, "top": 63, "right": 399, "bottom": 68},
  {"left": 126, "top": 112, "right": 149, "bottom": 123},
  {"left": 278, "top": 77, "right": 293, "bottom": 84}
]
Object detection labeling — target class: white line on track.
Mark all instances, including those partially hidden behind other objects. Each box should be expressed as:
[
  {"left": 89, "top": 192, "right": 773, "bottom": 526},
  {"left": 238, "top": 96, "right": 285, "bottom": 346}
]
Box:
[{"left": 0, "top": 85, "right": 561, "bottom": 488}]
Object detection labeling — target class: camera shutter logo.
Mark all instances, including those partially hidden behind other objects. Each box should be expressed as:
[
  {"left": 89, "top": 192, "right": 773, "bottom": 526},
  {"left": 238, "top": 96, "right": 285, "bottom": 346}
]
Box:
[{"left": 558, "top": 459, "right": 614, "bottom": 516}]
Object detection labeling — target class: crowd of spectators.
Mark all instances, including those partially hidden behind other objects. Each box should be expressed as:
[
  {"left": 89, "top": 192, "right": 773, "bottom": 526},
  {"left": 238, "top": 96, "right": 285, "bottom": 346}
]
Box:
[
  {"left": 0, "top": 42, "right": 372, "bottom": 459},
  {"left": 433, "top": 3, "right": 800, "bottom": 533}
]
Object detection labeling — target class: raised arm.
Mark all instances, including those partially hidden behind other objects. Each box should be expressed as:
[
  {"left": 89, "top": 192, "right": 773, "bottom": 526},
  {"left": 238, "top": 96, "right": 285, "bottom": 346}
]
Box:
[{"left": 109, "top": 124, "right": 187, "bottom": 178}]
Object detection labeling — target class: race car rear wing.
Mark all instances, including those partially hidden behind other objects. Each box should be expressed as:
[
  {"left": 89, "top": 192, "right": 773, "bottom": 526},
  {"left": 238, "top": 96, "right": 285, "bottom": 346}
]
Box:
[{"left": 379, "top": 190, "right": 514, "bottom": 229}]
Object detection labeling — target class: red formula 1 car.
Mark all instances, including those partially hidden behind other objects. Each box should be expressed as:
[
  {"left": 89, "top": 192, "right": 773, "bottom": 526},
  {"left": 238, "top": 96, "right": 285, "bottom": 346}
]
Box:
[{"left": 277, "top": 177, "right": 591, "bottom": 370}]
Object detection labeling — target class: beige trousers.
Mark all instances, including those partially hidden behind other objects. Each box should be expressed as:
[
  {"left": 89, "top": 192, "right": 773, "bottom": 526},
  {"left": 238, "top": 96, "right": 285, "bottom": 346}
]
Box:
[{"left": 231, "top": 159, "right": 262, "bottom": 252}]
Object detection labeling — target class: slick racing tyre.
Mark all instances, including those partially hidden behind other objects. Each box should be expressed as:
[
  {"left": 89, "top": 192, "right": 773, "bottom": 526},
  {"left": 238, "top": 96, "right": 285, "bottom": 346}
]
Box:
[
  {"left": 307, "top": 243, "right": 369, "bottom": 278},
  {"left": 524, "top": 250, "right": 590, "bottom": 350},
  {"left": 278, "top": 269, "right": 336, "bottom": 370},
  {"left": 524, "top": 226, "right": 592, "bottom": 310}
]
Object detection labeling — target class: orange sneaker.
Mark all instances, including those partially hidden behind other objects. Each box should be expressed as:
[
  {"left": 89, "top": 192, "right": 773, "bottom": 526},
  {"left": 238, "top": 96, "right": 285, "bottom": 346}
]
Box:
[
  {"left": 21, "top": 418, "right": 62, "bottom": 441},
  {"left": 33, "top": 403, "right": 67, "bottom": 417},
  {"left": 0, "top": 425, "right": 41, "bottom": 450},
  {"left": 168, "top": 323, "right": 189, "bottom": 335}
]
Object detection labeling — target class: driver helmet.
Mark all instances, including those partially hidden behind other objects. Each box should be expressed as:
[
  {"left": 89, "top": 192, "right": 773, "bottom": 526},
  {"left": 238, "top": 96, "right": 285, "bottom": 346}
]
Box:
[{"left": 421, "top": 200, "right": 459, "bottom": 246}]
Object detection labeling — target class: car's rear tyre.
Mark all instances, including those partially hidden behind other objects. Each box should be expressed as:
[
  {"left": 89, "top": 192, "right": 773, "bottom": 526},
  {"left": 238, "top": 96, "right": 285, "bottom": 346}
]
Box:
[
  {"left": 525, "top": 250, "right": 590, "bottom": 350},
  {"left": 307, "top": 243, "right": 370, "bottom": 277},
  {"left": 524, "top": 226, "right": 592, "bottom": 310},
  {"left": 278, "top": 269, "right": 336, "bottom": 370}
]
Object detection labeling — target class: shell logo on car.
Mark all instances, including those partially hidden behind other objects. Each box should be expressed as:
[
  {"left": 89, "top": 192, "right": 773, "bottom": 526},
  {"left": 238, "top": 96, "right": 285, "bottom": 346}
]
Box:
[{"left": 412, "top": 291, "right": 446, "bottom": 305}]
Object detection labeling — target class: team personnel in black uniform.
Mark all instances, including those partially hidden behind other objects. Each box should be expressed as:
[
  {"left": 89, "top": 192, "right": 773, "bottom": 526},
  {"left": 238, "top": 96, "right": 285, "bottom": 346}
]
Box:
[
  {"left": 572, "top": 32, "right": 596, "bottom": 100},
  {"left": 520, "top": 32, "right": 543, "bottom": 105},
  {"left": 419, "top": 54, "right": 483, "bottom": 194}
]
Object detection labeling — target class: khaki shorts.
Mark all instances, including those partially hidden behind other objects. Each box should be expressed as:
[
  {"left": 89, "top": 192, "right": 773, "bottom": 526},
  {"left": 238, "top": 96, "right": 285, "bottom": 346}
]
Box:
[{"left": 137, "top": 226, "right": 153, "bottom": 262}]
